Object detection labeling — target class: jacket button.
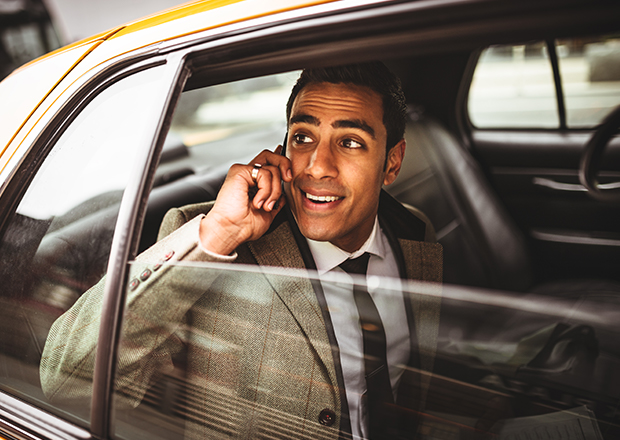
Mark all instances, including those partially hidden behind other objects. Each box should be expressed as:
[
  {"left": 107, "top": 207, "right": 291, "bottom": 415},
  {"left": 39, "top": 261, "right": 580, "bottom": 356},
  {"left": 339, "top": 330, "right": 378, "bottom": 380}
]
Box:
[
  {"left": 318, "top": 408, "right": 336, "bottom": 426},
  {"left": 163, "top": 250, "right": 175, "bottom": 261},
  {"left": 140, "top": 269, "right": 152, "bottom": 281}
]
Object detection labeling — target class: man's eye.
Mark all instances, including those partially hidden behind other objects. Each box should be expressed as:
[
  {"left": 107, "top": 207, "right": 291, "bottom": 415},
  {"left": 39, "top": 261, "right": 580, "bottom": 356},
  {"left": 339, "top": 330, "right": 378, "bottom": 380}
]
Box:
[
  {"left": 342, "top": 139, "right": 363, "bottom": 149},
  {"left": 293, "top": 134, "right": 313, "bottom": 143}
]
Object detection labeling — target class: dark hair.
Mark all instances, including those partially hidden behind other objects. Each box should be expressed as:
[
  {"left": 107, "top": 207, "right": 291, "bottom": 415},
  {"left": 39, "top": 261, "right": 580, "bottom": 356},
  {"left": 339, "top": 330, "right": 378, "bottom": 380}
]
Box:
[{"left": 286, "top": 62, "right": 407, "bottom": 152}]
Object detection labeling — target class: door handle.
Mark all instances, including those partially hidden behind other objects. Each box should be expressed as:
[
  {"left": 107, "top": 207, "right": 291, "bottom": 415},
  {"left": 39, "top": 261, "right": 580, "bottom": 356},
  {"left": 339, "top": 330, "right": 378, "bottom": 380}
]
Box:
[{"left": 533, "top": 177, "right": 620, "bottom": 192}]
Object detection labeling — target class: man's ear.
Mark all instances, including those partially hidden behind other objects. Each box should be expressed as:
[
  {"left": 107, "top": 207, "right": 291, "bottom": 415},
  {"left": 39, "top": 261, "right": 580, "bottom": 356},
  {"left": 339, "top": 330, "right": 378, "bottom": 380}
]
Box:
[{"left": 383, "top": 139, "right": 406, "bottom": 186}]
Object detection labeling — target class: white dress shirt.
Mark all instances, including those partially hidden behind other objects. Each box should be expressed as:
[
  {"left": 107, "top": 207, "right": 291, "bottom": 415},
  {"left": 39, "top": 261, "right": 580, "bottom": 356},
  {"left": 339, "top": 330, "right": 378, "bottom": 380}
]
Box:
[{"left": 306, "top": 217, "right": 410, "bottom": 440}]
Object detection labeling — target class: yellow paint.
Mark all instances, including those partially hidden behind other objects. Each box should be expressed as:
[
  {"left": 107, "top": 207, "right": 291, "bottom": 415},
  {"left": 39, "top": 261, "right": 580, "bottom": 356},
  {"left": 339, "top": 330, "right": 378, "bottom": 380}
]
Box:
[
  {"left": 111, "top": 0, "right": 335, "bottom": 39},
  {"left": 114, "top": 0, "right": 246, "bottom": 36}
]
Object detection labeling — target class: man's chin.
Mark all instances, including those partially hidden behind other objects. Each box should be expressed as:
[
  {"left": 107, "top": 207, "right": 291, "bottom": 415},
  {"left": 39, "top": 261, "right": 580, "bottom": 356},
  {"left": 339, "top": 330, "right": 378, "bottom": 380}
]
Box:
[{"left": 296, "top": 222, "right": 338, "bottom": 243}]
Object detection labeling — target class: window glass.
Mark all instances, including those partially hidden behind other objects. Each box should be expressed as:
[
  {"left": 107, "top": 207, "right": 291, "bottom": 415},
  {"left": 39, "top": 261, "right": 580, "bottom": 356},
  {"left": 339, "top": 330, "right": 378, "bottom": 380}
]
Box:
[
  {"left": 558, "top": 35, "right": 620, "bottom": 128},
  {"left": 136, "top": 73, "right": 299, "bottom": 251},
  {"left": 108, "top": 262, "right": 619, "bottom": 439},
  {"left": 161, "top": 71, "right": 299, "bottom": 172},
  {"left": 0, "top": 64, "right": 166, "bottom": 426},
  {"left": 468, "top": 42, "right": 559, "bottom": 128}
]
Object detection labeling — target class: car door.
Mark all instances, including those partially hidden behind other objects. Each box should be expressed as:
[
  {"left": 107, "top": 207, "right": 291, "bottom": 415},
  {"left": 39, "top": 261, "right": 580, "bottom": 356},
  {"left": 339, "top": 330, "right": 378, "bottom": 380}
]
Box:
[
  {"left": 465, "top": 35, "right": 620, "bottom": 285},
  {"left": 0, "top": 49, "right": 183, "bottom": 439}
]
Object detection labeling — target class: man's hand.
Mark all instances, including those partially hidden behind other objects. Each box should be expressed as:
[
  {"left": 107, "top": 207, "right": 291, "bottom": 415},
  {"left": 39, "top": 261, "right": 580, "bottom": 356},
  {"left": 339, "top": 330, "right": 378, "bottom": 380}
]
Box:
[{"left": 199, "top": 146, "right": 292, "bottom": 256}]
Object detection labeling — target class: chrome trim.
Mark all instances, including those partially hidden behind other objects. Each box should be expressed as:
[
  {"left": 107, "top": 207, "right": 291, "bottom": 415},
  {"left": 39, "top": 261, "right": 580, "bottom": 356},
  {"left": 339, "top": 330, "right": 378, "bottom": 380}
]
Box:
[
  {"left": 0, "top": 393, "right": 89, "bottom": 440},
  {"left": 532, "top": 229, "right": 620, "bottom": 247},
  {"left": 90, "top": 51, "right": 188, "bottom": 440}
]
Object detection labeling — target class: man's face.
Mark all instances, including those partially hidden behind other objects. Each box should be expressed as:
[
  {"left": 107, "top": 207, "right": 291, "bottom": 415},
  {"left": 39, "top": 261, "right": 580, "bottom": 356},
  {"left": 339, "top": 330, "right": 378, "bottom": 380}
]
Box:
[{"left": 284, "top": 82, "right": 404, "bottom": 252}]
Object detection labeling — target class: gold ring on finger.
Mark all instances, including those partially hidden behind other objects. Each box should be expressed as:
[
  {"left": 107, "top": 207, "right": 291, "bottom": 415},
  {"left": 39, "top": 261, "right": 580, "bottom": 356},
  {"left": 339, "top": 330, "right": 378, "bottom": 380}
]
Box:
[{"left": 251, "top": 163, "right": 262, "bottom": 182}]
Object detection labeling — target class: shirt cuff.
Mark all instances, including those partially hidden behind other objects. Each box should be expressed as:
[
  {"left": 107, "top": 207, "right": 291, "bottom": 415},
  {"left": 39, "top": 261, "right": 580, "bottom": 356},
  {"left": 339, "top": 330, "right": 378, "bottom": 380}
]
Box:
[{"left": 195, "top": 214, "right": 238, "bottom": 261}]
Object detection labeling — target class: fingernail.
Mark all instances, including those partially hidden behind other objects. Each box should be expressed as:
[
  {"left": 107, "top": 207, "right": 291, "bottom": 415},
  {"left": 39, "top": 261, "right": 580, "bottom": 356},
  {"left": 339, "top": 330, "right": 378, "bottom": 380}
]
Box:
[
  {"left": 256, "top": 200, "right": 264, "bottom": 209},
  {"left": 268, "top": 200, "right": 276, "bottom": 211},
  {"left": 287, "top": 170, "right": 292, "bottom": 179}
]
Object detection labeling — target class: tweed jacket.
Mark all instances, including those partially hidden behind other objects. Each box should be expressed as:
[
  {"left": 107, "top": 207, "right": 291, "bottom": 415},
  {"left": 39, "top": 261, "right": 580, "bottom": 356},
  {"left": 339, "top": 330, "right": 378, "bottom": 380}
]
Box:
[{"left": 41, "top": 192, "right": 442, "bottom": 440}]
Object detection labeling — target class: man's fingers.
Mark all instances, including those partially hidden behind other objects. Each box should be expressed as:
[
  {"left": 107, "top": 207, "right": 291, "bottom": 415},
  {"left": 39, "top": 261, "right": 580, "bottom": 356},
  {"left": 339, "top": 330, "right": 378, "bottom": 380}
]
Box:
[
  {"left": 243, "top": 146, "right": 291, "bottom": 212},
  {"left": 250, "top": 148, "right": 292, "bottom": 182},
  {"left": 266, "top": 164, "right": 283, "bottom": 210},
  {"left": 252, "top": 164, "right": 282, "bottom": 211}
]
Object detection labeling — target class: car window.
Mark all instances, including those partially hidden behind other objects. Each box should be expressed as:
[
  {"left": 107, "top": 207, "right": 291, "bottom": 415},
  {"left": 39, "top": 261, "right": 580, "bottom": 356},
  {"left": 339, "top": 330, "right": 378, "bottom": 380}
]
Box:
[
  {"left": 0, "top": 64, "right": 166, "bottom": 427},
  {"left": 160, "top": 71, "right": 299, "bottom": 173},
  {"left": 110, "top": 261, "right": 620, "bottom": 439},
  {"left": 468, "top": 34, "right": 620, "bottom": 129},
  {"left": 468, "top": 42, "right": 559, "bottom": 128},
  {"left": 93, "top": 70, "right": 620, "bottom": 440},
  {"left": 557, "top": 36, "right": 620, "bottom": 128}
]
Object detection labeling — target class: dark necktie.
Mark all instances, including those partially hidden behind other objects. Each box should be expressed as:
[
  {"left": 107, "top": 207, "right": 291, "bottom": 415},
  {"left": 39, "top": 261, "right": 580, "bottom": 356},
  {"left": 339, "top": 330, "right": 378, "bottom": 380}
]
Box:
[{"left": 340, "top": 253, "right": 394, "bottom": 440}]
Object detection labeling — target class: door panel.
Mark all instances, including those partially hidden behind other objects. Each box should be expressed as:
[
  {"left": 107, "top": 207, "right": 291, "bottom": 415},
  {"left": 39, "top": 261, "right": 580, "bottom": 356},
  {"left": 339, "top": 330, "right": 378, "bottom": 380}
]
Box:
[{"left": 471, "top": 130, "right": 620, "bottom": 282}]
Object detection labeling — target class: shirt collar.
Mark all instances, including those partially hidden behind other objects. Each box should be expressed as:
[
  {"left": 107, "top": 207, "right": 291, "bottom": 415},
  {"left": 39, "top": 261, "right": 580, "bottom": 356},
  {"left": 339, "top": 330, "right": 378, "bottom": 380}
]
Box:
[{"left": 306, "top": 216, "right": 387, "bottom": 276}]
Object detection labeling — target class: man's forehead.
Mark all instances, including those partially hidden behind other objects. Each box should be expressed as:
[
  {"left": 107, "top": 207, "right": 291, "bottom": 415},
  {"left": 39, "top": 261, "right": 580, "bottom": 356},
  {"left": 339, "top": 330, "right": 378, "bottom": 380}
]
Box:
[{"left": 289, "top": 82, "right": 384, "bottom": 129}]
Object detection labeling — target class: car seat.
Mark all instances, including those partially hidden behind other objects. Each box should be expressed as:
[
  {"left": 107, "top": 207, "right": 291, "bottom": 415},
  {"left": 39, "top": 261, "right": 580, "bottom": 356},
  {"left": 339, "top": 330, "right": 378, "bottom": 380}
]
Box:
[{"left": 388, "top": 111, "right": 533, "bottom": 291}]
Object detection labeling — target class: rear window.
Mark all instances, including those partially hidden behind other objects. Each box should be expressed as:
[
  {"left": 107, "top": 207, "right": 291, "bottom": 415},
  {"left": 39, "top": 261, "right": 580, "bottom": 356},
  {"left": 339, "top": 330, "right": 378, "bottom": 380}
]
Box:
[{"left": 468, "top": 35, "right": 620, "bottom": 129}]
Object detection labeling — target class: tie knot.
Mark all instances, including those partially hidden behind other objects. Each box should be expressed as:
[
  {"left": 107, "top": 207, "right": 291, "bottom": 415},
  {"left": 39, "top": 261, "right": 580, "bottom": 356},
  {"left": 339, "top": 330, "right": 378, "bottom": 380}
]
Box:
[{"left": 339, "top": 252, "right": 371, "bottom": 276}]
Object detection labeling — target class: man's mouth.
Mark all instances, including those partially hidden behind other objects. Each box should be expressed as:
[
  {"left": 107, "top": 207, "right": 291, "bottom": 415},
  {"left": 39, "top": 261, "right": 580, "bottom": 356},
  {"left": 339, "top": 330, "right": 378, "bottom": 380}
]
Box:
[{"left": 303, "top": 191, "right": 343, "bottom": 204}]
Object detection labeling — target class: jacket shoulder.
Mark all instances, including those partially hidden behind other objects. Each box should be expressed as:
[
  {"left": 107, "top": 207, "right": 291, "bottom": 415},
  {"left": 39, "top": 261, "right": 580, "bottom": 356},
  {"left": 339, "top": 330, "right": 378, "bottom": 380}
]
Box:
[{"left": 157, "top": 201, "right": 215, "bottom": 241}]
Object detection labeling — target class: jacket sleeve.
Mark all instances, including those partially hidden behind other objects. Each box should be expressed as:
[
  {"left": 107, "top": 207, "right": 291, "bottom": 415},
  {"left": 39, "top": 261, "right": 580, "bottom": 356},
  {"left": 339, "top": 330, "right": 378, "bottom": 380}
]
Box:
[{"left": 40, "top": 214, "right": 229, "bottom": 406}]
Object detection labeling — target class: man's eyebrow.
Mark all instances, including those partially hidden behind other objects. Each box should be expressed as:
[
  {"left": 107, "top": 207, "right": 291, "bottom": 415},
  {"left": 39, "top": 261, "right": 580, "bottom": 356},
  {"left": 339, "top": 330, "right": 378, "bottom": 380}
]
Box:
[
  {"left": 332, "top": 119, "right": 376, "bottom": 139},
  {"left": 289, "top": 115, "right": 376, "bottom": 139},
  {"left": 289, "top": 114, "right": 320, "bottom": 126}
]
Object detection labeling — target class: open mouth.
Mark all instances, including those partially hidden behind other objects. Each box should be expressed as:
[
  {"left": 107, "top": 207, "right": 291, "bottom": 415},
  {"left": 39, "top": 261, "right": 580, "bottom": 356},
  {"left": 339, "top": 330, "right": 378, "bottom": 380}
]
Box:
[{"left": 304, "top": 191, "right": 343, "bottom": 204}]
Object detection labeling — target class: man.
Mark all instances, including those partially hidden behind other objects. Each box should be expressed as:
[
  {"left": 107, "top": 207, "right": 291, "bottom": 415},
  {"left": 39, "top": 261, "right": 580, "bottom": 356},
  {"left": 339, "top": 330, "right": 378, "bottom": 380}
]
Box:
[{"left": 41, "top": 62, "right": 442, "bottom": 440}]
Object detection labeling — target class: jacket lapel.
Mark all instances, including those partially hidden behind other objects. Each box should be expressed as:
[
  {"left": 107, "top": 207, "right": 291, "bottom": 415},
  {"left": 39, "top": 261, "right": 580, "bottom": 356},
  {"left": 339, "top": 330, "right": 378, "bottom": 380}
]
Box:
[
  {"left": 246, "top": 221, "right": 338, "bottom": 389},
  {"left": 398, "top": 237, "right": 443, "bottom": 414}
]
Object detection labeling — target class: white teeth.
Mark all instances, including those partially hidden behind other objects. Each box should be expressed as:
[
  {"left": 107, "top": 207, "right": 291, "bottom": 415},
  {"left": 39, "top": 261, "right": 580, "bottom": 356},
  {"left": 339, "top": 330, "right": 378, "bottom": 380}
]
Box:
[{"left": 305, "top": 193, "right": 341, "bottom": 203}]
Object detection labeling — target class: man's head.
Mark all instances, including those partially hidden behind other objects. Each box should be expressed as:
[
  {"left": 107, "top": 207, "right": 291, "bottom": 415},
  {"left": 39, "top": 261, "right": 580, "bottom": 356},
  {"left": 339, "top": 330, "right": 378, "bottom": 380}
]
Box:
[
  {"left": 286, "top": 62, "right": 408, "bottom": 155},
  {"left": 283, "top": 62, "right": 408, "bottom": 252}
]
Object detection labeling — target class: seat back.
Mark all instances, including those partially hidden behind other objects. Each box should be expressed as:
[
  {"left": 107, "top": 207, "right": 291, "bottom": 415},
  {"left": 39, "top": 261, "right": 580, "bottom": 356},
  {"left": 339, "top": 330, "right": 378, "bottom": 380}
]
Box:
[{"left": 389, "top": 114, "right": 532, "bottom": 291}]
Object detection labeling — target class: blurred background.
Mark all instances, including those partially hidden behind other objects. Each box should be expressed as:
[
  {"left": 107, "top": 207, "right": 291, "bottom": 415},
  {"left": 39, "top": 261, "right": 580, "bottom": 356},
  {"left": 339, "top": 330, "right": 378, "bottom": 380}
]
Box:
[{"left": 0, "top": 0, "right": 185, "bottom": 79}]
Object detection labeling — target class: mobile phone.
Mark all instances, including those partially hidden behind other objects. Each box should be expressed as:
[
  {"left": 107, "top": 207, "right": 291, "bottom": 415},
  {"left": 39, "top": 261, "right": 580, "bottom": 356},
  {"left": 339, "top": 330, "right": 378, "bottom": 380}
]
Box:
[{"left": 281, "top": 131, "right": 288, "bottom": 156}]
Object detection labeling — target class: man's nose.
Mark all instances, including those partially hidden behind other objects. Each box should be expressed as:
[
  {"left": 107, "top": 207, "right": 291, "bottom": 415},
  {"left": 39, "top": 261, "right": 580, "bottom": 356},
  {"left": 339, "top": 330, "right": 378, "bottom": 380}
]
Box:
[{"left": 306, "top": 139, "right": 337, "bottom": 179}]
